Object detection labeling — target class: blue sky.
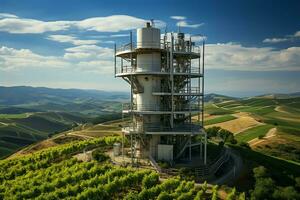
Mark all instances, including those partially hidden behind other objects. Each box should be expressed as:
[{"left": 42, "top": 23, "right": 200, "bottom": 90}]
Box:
[{"left": 0, "top": 0, "right": 299, "bottom": 97}]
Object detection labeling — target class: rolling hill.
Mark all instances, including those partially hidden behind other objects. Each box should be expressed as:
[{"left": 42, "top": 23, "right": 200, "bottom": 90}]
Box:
[{"left": 0, "top": 86, "right": 129, "bottom": 158}]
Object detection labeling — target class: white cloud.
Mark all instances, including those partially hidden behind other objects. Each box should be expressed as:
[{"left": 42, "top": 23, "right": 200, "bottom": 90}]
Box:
[
  {"left": 109, "top": 34, "right": 130, "bottom": 38},
  {"left": 76, "top": 15, "right": 146, "bottom": 32},
  {"left": 176, "top": 20, "right": 204, "bottom": 28},
  {"left": 263, "top": 38, "right": 289, "bottom": 43},
  {"left": 0, "top": 46, "right": 70, "bottom": 70},
  {"left": 47, "top": 34, "right": 99, "bottom": 45},
  {"left": 263, "top": 30, "right": 300, "bottom": 43},
  {"left": 170, "top": 16, "right": 186, "bottom": 20},
  {"left": 0, "top": 13, "right": 18, "bottom": 19},
  {"left": 0, "top": 18, "right": 73, "bottom": 34},
  {"left": 205, "top": 43, "right": 300, "bottom": 71},
  {"left": 0, "top": 45, "right": 114, "bottom": 74},
  {"left": 294, "top": 31, "right": 300, "bottom": 37},
  {"left": 0, "top": 13, "right": 166, "bottom": 34}
]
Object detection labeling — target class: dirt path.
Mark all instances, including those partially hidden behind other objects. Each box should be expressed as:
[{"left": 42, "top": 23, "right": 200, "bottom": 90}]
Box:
[
  {"left": 0, "top": 122, "right": 9, "bottom": 126},
  {"left": 68, "top": 132, "right": 95, "bottom": 139},
  {"left": 274, "top": 106, "right": 289, "bottom": 114},
  {"left": 248, "top": 128, "right": 277, "bottom": 147}
]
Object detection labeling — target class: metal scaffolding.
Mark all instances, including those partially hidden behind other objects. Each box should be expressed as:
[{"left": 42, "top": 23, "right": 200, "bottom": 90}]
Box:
[{"left": 114, "top": 22, "right": 206, "bottom": 166}]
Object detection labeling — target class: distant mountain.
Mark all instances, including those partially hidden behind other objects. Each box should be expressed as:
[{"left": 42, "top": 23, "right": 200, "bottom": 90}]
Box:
[
  {"left": 204, "top": 93, "right": 237, "bottom": 103},
  {"left": 255, "top": 92, "right": 300, "bottom": 99},
  {"left": 0, "top": 86, "right": 129, "bottom": 106}
]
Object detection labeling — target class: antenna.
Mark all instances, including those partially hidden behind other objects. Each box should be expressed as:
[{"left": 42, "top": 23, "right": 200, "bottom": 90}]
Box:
[{"left": 150, "top": 19, "right": 155, "bottom": 27}]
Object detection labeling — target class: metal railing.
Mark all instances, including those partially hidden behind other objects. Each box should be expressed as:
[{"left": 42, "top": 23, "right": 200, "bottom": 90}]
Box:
[
  {"left": 123, "top": 122, "right": 201, "bottom": 133},
  {"left": 122, "top": 103, "right": 200, "bottom": 112},
  {"left": 116, "top": 41, "right": 200, "bottom": 54},
  {"left": 152, "top": 86, "right": 201, "bottom": 94},
  {"left": 116, "top": 66, "right": 202, "bottom": 75}
]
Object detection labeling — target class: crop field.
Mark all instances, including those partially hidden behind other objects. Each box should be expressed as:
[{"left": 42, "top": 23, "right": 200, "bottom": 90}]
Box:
[
  {"left": 204, "top": 115, "right": 237, "bottom": 126},
  {"left": 0, "top": 137, "right": 242, "bottom": 200},
  {"left": 235, "top": 124, "right": 274, "bottom": 143},
  {"left": 211, "top": 96, "right": 300, "bottom": 163}
]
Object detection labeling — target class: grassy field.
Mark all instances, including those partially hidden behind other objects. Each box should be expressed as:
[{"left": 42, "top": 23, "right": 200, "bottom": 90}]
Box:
[
  {"left": 212, "top": 96, "right": 300, "bottom": 164},
  {"left": 235, "top": 124, "right": 274, "bottom": 142},
  {"left": 0, "top": 113, "right": 29, "bottom": 119},
  {"left": 204, "top": 114, "right": 237, "bottom": 125}
]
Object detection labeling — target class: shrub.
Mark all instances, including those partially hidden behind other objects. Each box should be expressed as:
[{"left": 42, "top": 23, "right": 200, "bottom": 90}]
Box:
[
  {"left": 142, "top": 172, "right": 159, "bottom": 189},
  {"left": 92, "top": 149, "right": 109, "bottom": 162}
]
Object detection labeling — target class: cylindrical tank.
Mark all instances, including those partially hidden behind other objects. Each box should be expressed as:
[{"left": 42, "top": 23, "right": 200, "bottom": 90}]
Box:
[
  {"left": 137, "top": 26, "right": 160, "bottom": 49},
  {"left": 136, "top": 75, "right": 160, "bottom": 111},
  {"left": 136, "top": 53, "right": 161, "bottom": 72},
  {"left": 113, "top": 143, "right": 121, "bottom": 156}
]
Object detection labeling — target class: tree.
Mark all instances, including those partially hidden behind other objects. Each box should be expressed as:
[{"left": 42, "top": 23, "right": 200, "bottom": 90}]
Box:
[
  {"left": 206, "top": 127, "right": 221, "bottom": 138},
  {"left": 250, "top": 178, "right": 275, "bottom": 200},
  {"left": 253, "top": 166, "right": 268, "bottom": 179},
  {"left": 272, "top": 186, "right": 300, "bottom": 200}
]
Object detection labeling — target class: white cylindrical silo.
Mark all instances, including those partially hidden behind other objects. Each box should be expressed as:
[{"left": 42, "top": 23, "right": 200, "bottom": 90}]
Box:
[
  {"left": 137, "top": 26, "right": 160, "bottom": 49},
  {"left": 135, "top": 24, "right": 161, "bottom": 129}
]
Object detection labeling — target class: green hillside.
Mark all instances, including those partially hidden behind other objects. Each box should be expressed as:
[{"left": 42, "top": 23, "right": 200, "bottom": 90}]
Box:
[
  {"left": 0, "top": 86, "right": 128, "bottom": 158},
  {"left": 0, "top": 137, "right": 242, "bottom": 200},
  {"left": 212, "top": 96, "right": 300, "bottom": 163}
]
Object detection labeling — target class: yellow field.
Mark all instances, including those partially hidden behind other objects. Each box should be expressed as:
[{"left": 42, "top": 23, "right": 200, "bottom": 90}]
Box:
[{"left": 205, "top": 112, "right": 262, "bottom": 134}]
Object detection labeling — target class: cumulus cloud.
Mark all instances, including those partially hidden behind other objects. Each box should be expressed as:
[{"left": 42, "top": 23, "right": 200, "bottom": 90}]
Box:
[
  {"left": 0, "top": 18, "right": 73, "bottom": 34},
  {"left": 170, "top": 16, "right": 186, "bottom": 20},
  {"left": 0, "top": 45, "right": 113, "bottom": 74},
  {"left": 47, "top": 35, "right": 99, "bottom": 45},
  {"left": 0, "top": 13, "right": 166, "bottom": 34},
  {"left": 205, "top": 43, "right": 300, "bottom": 71},
  {"left": 263, "top": 30, "right": 300, "bottom": 43}
]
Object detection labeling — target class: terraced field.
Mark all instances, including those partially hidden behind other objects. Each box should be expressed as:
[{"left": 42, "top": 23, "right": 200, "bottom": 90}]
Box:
[{"left": 205, "top": 97, "right": 300, "bottom": 163}]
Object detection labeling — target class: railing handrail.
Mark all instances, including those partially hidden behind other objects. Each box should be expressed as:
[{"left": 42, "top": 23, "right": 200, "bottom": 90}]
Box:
[
  {"left": 122, "top": 103, "right": 200, "bottom": 112},
  {"left": 116, "top": 65, "right": 202, "bottom": 74},
  {"left": 116, "top": 41, "right": 200, "bottom": 54}
]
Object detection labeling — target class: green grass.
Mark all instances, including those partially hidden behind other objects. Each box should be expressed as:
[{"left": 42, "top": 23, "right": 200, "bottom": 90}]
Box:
[
  {"left": 204, "top": 115, "right": 237, "bottom": 125},
  {"left": 0, "top": 113, "right": 28, "bottom": 119},
  {"left": 235, "top": 124, "right": 274, "bottom": 143},
  {"left": 204, "top": 103, "right": 235, "bottom": 115}
]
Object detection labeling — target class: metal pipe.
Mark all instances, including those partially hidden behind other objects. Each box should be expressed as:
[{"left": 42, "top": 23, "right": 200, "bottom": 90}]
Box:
[
  {"left": 170, "top": 33, "right": 174, "bottom": 128},
  {"left": 114, "top": 43, "right": 116, "bottom": 77},
  {"left": 202, "top": 40, "right": 206, "bottom": 165}
]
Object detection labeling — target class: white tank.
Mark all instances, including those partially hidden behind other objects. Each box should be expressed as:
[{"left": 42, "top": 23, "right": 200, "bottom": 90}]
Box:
[
  {"left": 137, "top": 26, "right": 160, "bottom": 49},
  {"left": 136, "top": 75, "right": 160, "bottom": 111},
  {"left": 136, "top": 53, "right": 161, "bottom": 72}
]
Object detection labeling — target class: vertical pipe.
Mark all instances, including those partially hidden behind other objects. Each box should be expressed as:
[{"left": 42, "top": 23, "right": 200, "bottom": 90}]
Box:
[
  {"left": 170, "top": 33, "right": 174, "bottom": 128},
  {"left": 200, "top": 136, "right": 202, "bottom": 160},
  {"left": 202, "top": 40, "right": 205, "bottom": 127},
  {"left": 130, "top": 30, "right": 134, "bottom": 166},
  {"left": 198, "top": 47, "right": 201, "bottom": 123},
  {"left": 114, "top": 43, "right": 116, "bottom": 77},
  {"left": 202, "top": 40, "right": 206, "bottom": 165},
  {"left": 204, "top": 132, "right": 207, "bottom": 165},
  {"left": 189, "top": 135, "right": 192, "bottom": 160}
]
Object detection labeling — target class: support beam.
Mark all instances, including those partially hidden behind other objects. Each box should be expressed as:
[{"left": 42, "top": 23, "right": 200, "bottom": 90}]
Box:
[
  {"left": 170, "top": 33, "right": 174, "bottom": 128},
  {"left": 114, "top": 43, "right": 116, "bottom": 77},
  {"left": 189, "top": 135, "right": 192, "bottom": 161},
  {"left": 204, "top": 133, "right": 207, "bottom": 165}
]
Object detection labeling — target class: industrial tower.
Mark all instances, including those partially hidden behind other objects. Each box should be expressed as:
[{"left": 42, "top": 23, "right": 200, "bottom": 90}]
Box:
[{"left": 114, "top": 22, "right": 206, "bottom": 166}]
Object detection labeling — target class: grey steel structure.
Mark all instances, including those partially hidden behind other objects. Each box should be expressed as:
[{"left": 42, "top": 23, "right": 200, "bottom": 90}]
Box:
[{"left": 114, "top": 22, "right": 206, "bottom": 166}]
